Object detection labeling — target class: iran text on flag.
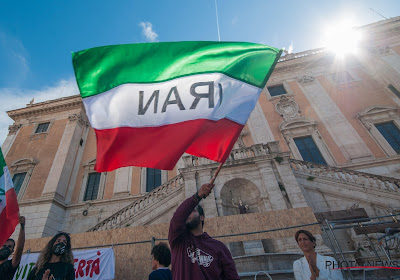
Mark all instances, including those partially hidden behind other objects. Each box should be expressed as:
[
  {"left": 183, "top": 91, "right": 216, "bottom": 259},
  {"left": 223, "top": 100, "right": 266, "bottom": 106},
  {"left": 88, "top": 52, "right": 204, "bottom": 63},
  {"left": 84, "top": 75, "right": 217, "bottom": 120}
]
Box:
[
  {"left": 72, "top": 42, "right": 281, "bottom": 172},
  {"left": 0, "top": 148, "right": 19, "bottom": 246}
]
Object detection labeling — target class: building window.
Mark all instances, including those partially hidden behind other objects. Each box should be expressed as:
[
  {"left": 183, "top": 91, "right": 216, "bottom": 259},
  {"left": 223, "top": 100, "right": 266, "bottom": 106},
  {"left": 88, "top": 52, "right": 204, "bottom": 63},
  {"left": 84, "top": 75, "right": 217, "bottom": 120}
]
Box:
[
  {"left": 294, "top": 136, "right": 327, "bottom": 165},
  {"left": 12, "top": 172, "right": 27, "bottom": 195},
  {"left": 375, "top": 122, "right": 400, "bottom": 154},
  {"left": 267, "top": 84, "right": 287, "bottom": 97},
  {"left": 35, "top": 122, "right": 50, "bottom": 133},
  {"left": 146, "top": 168, "right": 161, "bottom": 192},
  {"left": 331, "top": 71, "right": 355, "bottom": 84},
  {"left": 84, "top": 172, "right": 101, "bottom": 201},
  {"left": 388, "top": 84, "right": 400, "bottom": 98}
]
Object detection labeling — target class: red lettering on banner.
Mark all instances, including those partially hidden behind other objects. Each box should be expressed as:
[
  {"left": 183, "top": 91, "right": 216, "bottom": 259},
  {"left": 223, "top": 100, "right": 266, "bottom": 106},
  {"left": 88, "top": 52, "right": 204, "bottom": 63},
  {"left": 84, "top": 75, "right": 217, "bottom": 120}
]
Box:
[
  {"left": 76, "top": 259, "right": 86, "bottom": 277},
  {"left": 74, "top": 259, "right": 78, "bottom": 274},
  {"left": 90, "top": 258, "right": 100, "bottom": 277},
  {"left": 86, "top": 260, "right": 94, "bottom": 275},
  {"left": 73, "top": 251, "right": 103, "bottom": 278}
]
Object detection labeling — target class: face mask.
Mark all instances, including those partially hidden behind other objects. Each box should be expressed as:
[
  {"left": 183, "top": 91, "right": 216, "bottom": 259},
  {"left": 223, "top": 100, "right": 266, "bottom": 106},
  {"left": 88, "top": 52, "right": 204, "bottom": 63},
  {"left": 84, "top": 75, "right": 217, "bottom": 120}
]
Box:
[
  {"left": 0, "top": 247, "right": 12, "bottom": 260},
  {"left": 52, "top": 243, "right": 67, "bottom": 256}
]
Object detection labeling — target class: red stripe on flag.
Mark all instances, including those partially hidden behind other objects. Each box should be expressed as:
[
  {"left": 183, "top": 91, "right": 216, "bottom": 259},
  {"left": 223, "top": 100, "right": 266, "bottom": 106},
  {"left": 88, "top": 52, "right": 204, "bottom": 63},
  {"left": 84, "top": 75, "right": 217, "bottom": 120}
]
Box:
[
  {"left": 0, "top": 188, "right": 19, "bottom": 246},
  {"left": 94, "top": 118, "right": 243, "bottom": 172}
]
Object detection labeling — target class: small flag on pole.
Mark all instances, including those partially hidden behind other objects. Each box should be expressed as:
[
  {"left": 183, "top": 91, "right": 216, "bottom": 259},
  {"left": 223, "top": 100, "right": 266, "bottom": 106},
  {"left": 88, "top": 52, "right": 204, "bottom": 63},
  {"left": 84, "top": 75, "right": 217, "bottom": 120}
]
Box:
[
  {"left": 72, "top": 41, "right": 281, "bottom": 172},
  {"left": 0, "top": 148, "right": 19, "bottom": 246}
]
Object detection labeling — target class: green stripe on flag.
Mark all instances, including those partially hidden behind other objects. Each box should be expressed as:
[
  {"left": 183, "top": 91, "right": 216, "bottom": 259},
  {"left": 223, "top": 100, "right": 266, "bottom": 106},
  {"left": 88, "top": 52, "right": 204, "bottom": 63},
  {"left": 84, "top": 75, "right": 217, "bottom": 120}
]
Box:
[
  {"left": 72, "top": 41, "right": 282, "bottom": 98},
  {"left": 0, "top": 148, "right": 5, "bottom": 178}
]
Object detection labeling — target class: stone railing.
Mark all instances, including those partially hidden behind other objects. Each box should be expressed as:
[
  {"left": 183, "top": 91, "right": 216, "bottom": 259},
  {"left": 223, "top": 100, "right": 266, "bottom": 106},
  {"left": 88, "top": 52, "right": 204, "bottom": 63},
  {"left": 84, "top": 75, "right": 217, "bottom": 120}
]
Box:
[
  {"left": 183, "top": 142, "right": 282, "bottom": 168},
  {"left": 278, "top": 48, "right": 326, "bottom": 62},
  {"left": 88, "top": 174, "right": 184, "bottom": 232},
  {"left": 290, "top": 159, "right": 400, "bottom": 193}
]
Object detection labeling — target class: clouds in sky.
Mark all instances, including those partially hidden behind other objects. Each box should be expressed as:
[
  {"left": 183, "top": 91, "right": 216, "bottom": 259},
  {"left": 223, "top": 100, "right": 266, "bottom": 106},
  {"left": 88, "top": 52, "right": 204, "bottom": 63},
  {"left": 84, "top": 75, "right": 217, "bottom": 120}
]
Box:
[
  {"left": 0, "top": 31, "right": 30, "bottom": 87},
  {"left": 0, "top": 78, "right": 79, "bottom": 146},
  {"left": 139, "top": 22, "right": 159, "bottom": 42}
]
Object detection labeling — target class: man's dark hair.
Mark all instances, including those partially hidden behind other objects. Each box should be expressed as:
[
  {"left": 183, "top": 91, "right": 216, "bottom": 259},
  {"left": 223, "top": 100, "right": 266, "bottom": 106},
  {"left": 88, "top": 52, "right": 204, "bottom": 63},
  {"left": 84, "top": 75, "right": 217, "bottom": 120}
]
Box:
[
  {"left": 295, "top": 230, "right": 316, "bottom": 248},
  {"left": 7, "top": 238, "right": 15, "bottom": 250},
  {"left": 196, "top": 204, "right": 205, "bottom": 227},
  {"left": 151, "top": 243, "right": 171, "bottom": 267}
]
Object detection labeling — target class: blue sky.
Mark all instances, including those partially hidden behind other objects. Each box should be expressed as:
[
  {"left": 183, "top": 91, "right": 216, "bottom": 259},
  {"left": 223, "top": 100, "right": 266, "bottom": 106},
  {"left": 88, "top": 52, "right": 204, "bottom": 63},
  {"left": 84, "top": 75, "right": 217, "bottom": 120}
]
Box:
[{"left": 0, "top": 0, "right": 399, "bottom": 144}]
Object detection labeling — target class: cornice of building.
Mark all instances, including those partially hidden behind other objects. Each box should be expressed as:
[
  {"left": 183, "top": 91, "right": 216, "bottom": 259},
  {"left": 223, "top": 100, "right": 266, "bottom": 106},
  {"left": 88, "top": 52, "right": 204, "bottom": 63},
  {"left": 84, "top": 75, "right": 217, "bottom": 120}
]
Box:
[
  {"left": 7, "top": 95, "right": 83, "bottom": 121},
  {"left": 276, "top": 17, "right": 400, "bottom": 68}
]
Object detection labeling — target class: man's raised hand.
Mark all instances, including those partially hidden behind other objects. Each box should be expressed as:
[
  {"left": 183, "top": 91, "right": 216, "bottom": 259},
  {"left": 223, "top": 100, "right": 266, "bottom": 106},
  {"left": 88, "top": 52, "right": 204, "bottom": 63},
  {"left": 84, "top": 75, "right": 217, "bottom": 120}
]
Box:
[{"left": 197, "top": 183, "right": 215, "bottom": 199}]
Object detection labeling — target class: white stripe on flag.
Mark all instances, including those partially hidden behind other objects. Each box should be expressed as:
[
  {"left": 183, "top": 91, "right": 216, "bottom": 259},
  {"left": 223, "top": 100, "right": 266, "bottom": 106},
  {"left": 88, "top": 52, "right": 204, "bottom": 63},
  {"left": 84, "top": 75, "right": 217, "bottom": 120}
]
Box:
[
  {"left": 0, "top": 166, "right": 13, "bottom": 213},
  {"left": 82, "top": 73, "right": 261, "bottom": 129}
]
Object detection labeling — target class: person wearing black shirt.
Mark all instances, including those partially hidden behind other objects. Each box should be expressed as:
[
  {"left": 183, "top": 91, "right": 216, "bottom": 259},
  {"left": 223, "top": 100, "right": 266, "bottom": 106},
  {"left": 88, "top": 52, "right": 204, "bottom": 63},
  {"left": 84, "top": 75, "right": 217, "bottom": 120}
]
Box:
[
  {"left": 27, "top": 232, "right": 74, "bottom": 280},
  {"left": 149, "top": 242, "right": 172, "bottom": 280},
  {"left": 0, "top": 216, "right": 26, "bottom": 280}
]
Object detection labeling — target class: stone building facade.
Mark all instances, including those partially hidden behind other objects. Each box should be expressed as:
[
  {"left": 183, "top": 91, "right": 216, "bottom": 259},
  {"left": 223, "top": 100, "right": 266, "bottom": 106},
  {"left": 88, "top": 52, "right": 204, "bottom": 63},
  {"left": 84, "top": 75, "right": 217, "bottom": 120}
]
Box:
[{"left": 2, "top": 16, "right": 400, "bottom": 278}]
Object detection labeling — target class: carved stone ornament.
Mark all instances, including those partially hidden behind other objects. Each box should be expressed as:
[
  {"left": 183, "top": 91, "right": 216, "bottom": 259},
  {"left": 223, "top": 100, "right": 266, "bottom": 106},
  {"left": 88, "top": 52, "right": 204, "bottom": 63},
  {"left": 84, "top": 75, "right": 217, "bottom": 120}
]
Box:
[
  {"left": 8, "top": 124, "right": 22, "bottom": 134},
  {"left": 275, "top": 96, "right": 300, "bottom": 121},
  {"left": 68, "top": 113, "right": 89, "bottom": 127},
  {"left": 368, "top": 46, "right": 391, "bottom": 57},
  {"left": 297, "top": 75, "right": 316, "bottom": 85}
]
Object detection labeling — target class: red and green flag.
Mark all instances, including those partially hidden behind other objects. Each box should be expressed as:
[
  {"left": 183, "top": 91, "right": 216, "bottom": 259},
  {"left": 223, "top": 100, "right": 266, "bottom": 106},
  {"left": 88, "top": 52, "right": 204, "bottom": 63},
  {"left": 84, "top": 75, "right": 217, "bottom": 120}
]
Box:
[
  {"left": 0, "top": 148, "right": 19, "bottom": 246},
  {"left": 72, "top": 41, "right": 281, "bottom": 172}
]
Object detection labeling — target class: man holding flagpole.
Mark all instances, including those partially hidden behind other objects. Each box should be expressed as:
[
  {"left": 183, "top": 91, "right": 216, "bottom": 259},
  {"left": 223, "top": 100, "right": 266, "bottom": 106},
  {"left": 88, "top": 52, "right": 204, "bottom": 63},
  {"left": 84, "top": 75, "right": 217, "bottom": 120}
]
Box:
[
  {"left": 73, "top": 41, "right": 281, "bottom": 278},
  {"left": 0, "top": 147, "right": 25, "bottom": 279},
  {"left": 169, "top": 183, "right": 240, "bottom": 280}
]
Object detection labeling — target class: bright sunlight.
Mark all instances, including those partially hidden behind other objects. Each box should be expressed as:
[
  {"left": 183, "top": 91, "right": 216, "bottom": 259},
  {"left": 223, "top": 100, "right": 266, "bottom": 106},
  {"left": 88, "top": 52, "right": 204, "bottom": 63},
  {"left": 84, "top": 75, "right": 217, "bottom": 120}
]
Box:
[{"left": 323, "top": 20, "right": 362, "bottom": 56}]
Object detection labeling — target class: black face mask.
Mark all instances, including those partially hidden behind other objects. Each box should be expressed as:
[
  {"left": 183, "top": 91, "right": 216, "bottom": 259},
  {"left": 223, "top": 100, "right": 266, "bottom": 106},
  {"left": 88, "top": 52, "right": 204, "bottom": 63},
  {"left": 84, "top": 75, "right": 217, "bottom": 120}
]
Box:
[
  {"left": 0, "top": 247, "right": 12, "bottom": 261},
  {"left": 52, "top": 243, "right": 67, "bottom": 256}
]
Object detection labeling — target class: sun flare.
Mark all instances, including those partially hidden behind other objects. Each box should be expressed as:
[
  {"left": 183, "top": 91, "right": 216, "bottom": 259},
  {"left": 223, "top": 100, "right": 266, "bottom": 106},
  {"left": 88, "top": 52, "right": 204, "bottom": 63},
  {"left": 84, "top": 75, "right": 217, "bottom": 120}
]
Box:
[{"left": 323, "top": 21, "right": 362, "bottom": 56}]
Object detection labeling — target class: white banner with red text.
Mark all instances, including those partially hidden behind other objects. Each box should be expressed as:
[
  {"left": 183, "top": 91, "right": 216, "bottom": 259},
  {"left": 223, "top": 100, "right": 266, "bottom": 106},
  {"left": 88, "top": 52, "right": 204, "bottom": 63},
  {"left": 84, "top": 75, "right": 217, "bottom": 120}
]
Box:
[{"left": 12, "top": 247, "right": 115, "bottom": 280}]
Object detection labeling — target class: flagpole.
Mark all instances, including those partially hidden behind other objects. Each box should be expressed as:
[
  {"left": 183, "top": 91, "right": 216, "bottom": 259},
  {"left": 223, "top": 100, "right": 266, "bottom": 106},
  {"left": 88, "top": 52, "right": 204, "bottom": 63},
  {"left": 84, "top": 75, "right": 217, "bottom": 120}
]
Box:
[{"left": 210, "top": 161, "right": 224, "bottom": 185}]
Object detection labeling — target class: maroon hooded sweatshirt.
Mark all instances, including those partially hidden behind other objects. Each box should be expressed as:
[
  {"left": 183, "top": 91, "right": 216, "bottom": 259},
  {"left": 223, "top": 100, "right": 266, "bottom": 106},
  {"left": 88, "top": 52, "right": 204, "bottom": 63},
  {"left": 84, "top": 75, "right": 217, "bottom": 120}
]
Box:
[{"left": 168, "top": 196, "right": 240, "bottom": 280}]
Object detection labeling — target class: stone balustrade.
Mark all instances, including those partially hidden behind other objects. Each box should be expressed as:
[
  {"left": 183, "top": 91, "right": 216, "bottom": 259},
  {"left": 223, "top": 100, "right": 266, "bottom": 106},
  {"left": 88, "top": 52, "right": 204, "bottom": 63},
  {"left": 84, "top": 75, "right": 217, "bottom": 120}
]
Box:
[
  {"left": 278, "top": 48, "right": 326, "bottom": 62},
  {"left": 88, "top": 174, "right": 184, "bottom": 232},
  {"left": 183, "top": 142, "right": 282, "bottom": 168},
  {"left": 290, "top": 159, "right": 400, "bottom": 193}
]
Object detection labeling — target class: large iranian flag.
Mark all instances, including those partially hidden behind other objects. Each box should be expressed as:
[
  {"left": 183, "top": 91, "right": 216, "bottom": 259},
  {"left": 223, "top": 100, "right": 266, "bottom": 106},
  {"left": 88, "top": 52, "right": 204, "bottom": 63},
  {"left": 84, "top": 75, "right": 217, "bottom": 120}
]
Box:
[
  {"left": 73, "top": 41, "right": 281, "bottom": 172},
  {"left": 0, "top": 148, "right": 19, "bottom": 246}
]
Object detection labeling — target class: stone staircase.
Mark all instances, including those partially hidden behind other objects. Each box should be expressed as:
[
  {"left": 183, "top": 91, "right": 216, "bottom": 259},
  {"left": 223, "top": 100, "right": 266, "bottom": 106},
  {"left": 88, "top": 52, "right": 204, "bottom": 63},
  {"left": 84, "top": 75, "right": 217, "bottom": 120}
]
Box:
[
  {"left": 290, "top": 159, "right": 400, "bottom": 194},
  {"left": 88, "top": 174, "right": 185, "bottom": 232}
]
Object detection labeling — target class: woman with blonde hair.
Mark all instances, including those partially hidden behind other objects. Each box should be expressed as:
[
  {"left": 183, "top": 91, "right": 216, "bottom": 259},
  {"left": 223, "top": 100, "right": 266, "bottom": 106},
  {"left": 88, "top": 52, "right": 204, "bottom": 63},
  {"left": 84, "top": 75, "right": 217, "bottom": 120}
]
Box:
[{"left": 27, "top": 232, "right": 74, "bottom": 280}]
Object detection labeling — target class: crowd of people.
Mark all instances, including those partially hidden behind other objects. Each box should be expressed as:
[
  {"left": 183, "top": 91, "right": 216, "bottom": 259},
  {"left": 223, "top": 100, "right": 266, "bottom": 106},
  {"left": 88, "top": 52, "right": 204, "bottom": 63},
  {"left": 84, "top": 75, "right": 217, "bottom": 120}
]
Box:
[{"left": 0, "top": 183, "right": 343, "bottom": 280}]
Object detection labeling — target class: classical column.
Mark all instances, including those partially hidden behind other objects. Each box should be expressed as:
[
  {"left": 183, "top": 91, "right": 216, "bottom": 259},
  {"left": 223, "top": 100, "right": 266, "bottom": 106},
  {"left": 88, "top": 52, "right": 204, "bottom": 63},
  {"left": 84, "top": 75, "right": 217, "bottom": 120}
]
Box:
[
  {"left": 113, "top": 167, "right": 132, "bottom": 196},
  {"left": 1, "top": 124, "right": 21, "bottom": 157},
  {"left": 297, "top": 75, "right": 374, "bottom": 163},
  {"left": 42, "top": 113, "right": 88, "bottom": 200}
]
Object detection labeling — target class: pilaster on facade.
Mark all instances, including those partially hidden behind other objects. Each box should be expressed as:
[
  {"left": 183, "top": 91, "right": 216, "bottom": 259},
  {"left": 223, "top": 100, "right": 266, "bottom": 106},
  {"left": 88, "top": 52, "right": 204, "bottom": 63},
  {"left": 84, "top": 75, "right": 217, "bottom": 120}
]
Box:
[
  {"left": 296, "top": 74, "right": 374, "bottom": 163},
  {"left": 247, "top": 102, "right": 275, "bottom": 144},
  {"left": 42, "top": 112, "right": 88, "bottom": 200},
  {"left": 1, "top": 124, "right": 22, "bottom": 157}
]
